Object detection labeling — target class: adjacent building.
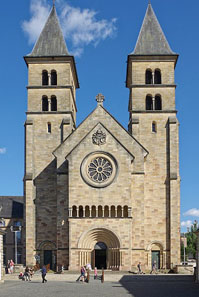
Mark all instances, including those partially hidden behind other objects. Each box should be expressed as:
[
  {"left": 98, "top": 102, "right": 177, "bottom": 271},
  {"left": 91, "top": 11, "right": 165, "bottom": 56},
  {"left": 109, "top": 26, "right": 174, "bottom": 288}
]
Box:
[
  {"left": 0, "top": 196, "right": 24, "bottom": 266},
  {"left": 22, "top": 3, "right": 180, "bottom": 271}
]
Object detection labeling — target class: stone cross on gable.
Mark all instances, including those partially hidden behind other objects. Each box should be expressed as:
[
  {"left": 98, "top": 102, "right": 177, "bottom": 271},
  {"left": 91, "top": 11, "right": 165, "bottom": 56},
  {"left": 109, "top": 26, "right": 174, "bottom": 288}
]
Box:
[{"left": 96, "top": 93, "right": 105, "bottom": 106}]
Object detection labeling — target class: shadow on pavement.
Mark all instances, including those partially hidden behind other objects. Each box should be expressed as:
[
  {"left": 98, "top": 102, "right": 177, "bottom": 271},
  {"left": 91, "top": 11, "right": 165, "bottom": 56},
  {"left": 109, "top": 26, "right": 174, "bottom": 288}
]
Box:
[{"left": 119, "top": 275, "right": 199, "bottom": 297}]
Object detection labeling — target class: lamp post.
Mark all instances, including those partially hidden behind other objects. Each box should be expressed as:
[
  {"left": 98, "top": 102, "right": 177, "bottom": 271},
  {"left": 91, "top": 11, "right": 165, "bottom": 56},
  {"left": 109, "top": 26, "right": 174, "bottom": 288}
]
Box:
[{"left": 10, "top": 226, "right": 21, "bottom": 265}]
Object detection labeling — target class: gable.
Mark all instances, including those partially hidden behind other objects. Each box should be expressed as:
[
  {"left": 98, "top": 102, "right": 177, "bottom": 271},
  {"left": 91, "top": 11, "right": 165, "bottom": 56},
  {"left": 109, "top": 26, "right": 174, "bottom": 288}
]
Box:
[{"left": 53, "top": 105, "right": 148, "bottom": 174}]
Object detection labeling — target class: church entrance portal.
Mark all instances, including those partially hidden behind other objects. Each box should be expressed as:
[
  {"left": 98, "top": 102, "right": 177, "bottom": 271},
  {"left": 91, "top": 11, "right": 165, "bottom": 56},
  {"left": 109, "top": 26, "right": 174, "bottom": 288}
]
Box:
[
  {"left": 94, "top": 242, "right": 107, "bottom": 269},
  {"left": 44, "top": 250, "right": 52, "bottom": 269}
]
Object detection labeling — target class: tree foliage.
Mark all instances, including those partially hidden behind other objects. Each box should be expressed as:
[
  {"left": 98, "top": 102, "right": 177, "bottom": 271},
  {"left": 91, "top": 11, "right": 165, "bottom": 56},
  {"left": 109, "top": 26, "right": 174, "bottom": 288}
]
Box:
[{"left": 182, "top": 220, "right": 198, "bottom": 259}]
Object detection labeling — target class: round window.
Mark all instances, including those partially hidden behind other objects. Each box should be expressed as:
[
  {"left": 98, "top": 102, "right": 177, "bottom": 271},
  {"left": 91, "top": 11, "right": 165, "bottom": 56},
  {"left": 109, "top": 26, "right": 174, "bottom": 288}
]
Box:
[{"left": 81, "top": 152, "right": 117, "bottom": 188}]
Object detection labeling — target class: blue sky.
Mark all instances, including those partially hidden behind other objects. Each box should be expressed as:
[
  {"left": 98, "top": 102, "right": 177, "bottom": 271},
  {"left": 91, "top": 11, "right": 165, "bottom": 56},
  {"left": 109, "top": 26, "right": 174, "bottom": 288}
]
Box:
[{"left": 0, "top": 0, "right": 198, "bottom": 231}]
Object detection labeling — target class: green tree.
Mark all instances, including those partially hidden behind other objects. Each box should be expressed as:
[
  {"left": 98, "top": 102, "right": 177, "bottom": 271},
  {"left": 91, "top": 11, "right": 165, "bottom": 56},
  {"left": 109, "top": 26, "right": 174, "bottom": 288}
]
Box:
[{"left": 186, "top": 220, "right": 198, "bottom": 259}]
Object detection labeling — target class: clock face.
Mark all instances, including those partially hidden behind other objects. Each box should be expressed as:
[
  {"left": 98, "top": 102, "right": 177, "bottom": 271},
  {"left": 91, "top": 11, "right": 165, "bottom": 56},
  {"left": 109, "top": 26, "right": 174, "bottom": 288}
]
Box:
[{"left": 80, "top": 152, "right": 118, "bottom": 188}]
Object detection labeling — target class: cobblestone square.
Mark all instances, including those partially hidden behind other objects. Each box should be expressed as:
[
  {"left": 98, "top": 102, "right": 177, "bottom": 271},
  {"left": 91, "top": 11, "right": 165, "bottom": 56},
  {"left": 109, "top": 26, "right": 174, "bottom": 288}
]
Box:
[{"left": 0, "top": 275, "right": 199, "bottom": 297}]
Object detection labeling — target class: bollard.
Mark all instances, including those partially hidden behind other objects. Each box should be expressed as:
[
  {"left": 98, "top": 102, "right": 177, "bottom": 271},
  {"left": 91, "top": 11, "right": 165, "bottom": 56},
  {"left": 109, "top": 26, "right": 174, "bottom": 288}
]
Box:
[
  {"left": 101, "top": 268, "right": 104, "bottom": 283},
  {"left": 87, "top": 269, "right": 90, "bottom": 283}
]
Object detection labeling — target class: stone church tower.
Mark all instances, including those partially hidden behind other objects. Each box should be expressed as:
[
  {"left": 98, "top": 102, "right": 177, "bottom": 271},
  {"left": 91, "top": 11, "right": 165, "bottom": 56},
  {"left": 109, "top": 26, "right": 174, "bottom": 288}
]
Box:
[{"left": 24, "top": 3, "right": 180, "bottom": 271}]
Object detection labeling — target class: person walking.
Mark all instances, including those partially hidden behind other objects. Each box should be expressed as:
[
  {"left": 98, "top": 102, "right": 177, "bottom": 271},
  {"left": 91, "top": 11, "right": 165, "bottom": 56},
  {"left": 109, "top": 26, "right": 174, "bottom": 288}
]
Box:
[
  {"left": 41, "top": 265, "right": 47, "bottom": 283},
  {"left": 137, "top": 262, "right": 143, "bottom": 274},
  {"left": 150, "top": 261, "right": 157, "bottom": 274}
]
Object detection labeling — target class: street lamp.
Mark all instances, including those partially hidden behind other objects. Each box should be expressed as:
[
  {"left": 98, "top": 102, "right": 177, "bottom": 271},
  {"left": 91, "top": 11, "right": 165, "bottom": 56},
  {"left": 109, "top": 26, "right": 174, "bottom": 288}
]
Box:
[{"left": 10, "top": 225, "right": 21, "bottom": 265}]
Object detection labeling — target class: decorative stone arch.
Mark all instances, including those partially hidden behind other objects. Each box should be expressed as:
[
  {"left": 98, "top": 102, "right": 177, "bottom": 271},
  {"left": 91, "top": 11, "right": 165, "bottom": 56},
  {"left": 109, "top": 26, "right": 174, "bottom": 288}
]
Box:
[
  {"left": 78, "top": 227, "right": 121, "bottom": 249},
  {"left": 77, "top": 227, "right": 122, "bottom": 270},
  {"left": 146, "top": 241, "right": 165, "bottom": 270},
  {"left": 37, "top": 240, "right": 57, "bottom": 270}
]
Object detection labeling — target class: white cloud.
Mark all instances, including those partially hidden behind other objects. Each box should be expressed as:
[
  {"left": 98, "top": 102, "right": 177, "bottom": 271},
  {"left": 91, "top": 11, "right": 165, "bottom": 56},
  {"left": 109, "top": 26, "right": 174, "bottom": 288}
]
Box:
[
  {"left": 181, "top": 220, "right": 192, "bottom": 228},
  {"left": 0, "top": 148, "right": 6, "bottom": 154},
  {"left": 22, "top": 0, "right": 117, "bottom": 56},
  {"left": 22, "top": 0, "right": 51, "bottom": 44},
  {"left": 183, "top": 208, "right": 199, "bottom": 217}
]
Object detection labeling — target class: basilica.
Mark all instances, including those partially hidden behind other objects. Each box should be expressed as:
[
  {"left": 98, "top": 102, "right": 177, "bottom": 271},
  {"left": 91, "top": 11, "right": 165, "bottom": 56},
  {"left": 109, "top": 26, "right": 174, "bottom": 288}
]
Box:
[{"left": 24, "top": 3, "right": 180, "bottom": 271}]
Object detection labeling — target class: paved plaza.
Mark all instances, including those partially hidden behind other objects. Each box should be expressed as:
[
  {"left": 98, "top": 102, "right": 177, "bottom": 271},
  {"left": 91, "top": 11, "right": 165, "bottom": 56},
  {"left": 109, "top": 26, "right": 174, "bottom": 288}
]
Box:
[{"left": 0, "top": 274, "right": 199, "bottom": 297}]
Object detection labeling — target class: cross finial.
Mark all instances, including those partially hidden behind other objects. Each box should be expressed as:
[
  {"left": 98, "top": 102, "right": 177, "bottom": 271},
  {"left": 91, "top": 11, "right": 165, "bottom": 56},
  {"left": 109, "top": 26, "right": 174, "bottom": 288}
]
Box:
[
  {"left": 53, "top": 0, "right": 55, "bottom": 7},
  {"left": 96, "top": 93, "right": 105, "bottom": 106}
]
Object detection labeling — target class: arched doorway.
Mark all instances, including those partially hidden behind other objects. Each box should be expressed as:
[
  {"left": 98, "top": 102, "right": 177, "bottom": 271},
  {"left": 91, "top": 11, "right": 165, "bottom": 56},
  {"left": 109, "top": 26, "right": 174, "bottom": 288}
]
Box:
[
  {"left": 77, "top": 227, "right": 121, "bottom": 270},
  {"left": 94, "top": 242, "right": 107, "bottom": 269}
]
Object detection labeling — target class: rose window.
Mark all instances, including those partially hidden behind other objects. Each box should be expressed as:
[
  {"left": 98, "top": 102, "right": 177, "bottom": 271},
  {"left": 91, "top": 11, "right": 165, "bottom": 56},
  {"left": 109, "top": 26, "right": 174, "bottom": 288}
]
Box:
[{"left": 88, "top": 157, "right": 113, "bottom": 183}]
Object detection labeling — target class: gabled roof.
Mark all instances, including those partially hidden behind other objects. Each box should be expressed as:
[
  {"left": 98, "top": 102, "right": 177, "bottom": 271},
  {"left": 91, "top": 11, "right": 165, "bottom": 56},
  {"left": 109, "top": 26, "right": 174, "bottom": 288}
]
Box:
[
  {"left": 0, "top": 196, "right": 24, "bottom": 219},
  {"left": 132, "top": 3, "right": 175, "bottom": 55},
  {"left": 29, "top": 5, "right": 69, "bottom": 57},
  {"left": 53, "top": 105, "right": 148, "bottom": 164}
]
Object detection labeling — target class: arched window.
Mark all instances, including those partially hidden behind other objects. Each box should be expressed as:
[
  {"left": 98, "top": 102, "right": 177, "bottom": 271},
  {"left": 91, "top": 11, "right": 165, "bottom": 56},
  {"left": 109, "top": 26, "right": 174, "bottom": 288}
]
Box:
[
  {"left": 47, "top": 122, "right": 51, "bottom": 133},
  {"left": 42, "top": 70, "right": 48, "bottom": 85},
  {"left": 123, "top": 206, "right": 128, "bottom": 218},
  {"left": 104, "top": 205, "right": 109, "bottom": 218},
  {"left": 98, "top": 206, "right": 103, "bottom": 218},
  {"left": 111, "top": 206, "right": 115, "bottom": 218},
  {"left": 145, "top": 69, "right": 153, "bottom": 84},
  {"left": 91, "top": 206, "right": 96, "bottom": 217},
  {"left": 154, "top": 69, "right": 161, "bottom": 84},
  {"left": 155, "top": 95, "right": 162, "bottom": 110},
  {"left": 85, "top": 206, "right": 90, "bottom": 217},
  {"left": 72, "top": 206, "right": 77, "bottom": 218},
  {"left": 51, "top": 70, "right": 57, "bottom": 85},
  {"left": 79, "top": 206, "right": 83, "bottom": 218},
  {"left": 117, "top": 206, "right": 122, "bottom": 218},
  {"left": 146, "top": 95, "right": 153, "bottom": 110},
  {"left": 51, "top": 96, "right": 57, "bottom": 111},
  {"left": 152, "top": 121, "right": 157, "bottom": 133},
  {"left": 42, "top": 96, "right": 48, "bottom": 111}
]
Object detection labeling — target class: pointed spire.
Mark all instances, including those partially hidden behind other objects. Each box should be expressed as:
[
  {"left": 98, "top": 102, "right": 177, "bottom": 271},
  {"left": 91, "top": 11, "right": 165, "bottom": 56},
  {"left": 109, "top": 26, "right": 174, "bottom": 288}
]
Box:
[
  {"left": 132, "top": 3, "right": 175, "bottom": 55},
  {"left": 29, "top": 5, "right": 69, "bottom": 57}
]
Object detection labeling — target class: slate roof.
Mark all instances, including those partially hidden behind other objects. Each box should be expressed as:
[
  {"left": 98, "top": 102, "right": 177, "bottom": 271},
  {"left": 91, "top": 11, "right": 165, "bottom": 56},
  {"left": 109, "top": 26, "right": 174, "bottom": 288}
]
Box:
[
  {"left": 0, "top": 196, "right": 24, "bottom": 218},
  {"left": 29, "top": 5, "right": 69, "bottom": 57},
  {"left": 132, "top": 3, "right": 175, "bottom": 55}
]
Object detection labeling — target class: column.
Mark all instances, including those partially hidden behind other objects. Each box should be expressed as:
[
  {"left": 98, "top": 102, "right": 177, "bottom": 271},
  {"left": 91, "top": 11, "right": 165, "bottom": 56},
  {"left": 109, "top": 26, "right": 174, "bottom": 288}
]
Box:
[
  {"left": 152, "top": 96, "right": 155, "bottom": 110},
  {"left": 121, "top": 207, "right": 124, "bottom": 218},
  {"left": 102, "top": 207, "right": 104, "bottom": 217}
]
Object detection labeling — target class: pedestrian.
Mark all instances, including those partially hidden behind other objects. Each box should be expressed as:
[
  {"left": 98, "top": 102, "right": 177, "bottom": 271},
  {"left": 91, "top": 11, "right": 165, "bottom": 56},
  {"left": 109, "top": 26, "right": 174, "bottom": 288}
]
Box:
[
  {"left": 10, "top": 259, "right": 14, "bottom": 274},
  {"left": 24, "top": 266, "right": 31, "bottom": 281},
  {"left": 94, "top": 267, "right": 98, "bottom": 280},
  {"left": 7, "top": 260, "right": 10, "bottom": 274},
  {"left": 80, "top": 266, "right": 85, "bottom": 282},
  {"left": 150, "top": 261, "right": 157, "bottom": 274},
  {"left": 137, "top": 262, "right": 143, "bottom": 274},
  {"left": 41, "top": 265, "right": 47, "bottom": 283}
]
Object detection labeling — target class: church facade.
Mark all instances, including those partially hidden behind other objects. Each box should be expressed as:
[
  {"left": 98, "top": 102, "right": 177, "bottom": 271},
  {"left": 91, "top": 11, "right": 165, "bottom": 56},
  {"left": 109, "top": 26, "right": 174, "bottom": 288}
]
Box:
[{"left": 24, "top": 4, "right": 180, "bottom": 271}]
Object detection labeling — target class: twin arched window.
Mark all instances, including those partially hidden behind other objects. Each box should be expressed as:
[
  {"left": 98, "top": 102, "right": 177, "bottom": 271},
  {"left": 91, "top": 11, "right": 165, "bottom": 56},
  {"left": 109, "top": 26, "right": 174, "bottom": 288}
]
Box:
[
  {"left": 42, "top": 70, "right": 57, "bottom": 86},
  {"left": 145, "top": 69, "right": 161, "bottom": 85},
  {"left": 146, "top": 95, "right": 162, "bottom": 110},
  {"left": 42, "top": 95, "right": 57, "bottom": 111}
]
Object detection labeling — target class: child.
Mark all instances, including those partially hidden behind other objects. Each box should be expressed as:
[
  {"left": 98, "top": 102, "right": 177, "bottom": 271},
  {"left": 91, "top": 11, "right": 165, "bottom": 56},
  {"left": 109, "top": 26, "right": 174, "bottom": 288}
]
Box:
[{"left": 94, "top": 267, "right": 98, "bottom": 280}]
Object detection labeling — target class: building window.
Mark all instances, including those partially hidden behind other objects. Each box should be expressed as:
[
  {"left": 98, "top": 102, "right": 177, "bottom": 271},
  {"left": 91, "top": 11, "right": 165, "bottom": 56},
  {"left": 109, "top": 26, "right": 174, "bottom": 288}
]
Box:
[
  {"left": 146, "top": 95, "right": 153, "bottom": 110},
  {"left": 145, "top": 69, "right": 153, "bottom": 84},
  {"left": 47, "top": 123, "right": 51, "bottom": 133},
  {"left": 155, "top": 95, "right": 162, "bottom": 110},
  {"left": 152, "top": 122, "right": 157, "bottom": 133},
  {"left": 123, "top": 206, "right": 128, "bottom": 218},
  {"left": 3, "top": 234, "right": 6, "bottom": 244},
  {"left": 51, "top": 96, "right": 57, "bottom": 111},
  {"left": 42, "top": 70, "right": 48, "bottom": 85},
  {"left": 51, "top": 70, "right": 57, "bottom": 85},
  {"left": 79, "top": 206, "right": 83, "bottom": 218},
  {"left": 42, "top": 96, "right": 48, "bottom": 111},
  {"left": 154, "top": 69, "right": 161, "bottom": 84},
  {"left": 14, "top": 221, "right": 22, "bottom": 244}
]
